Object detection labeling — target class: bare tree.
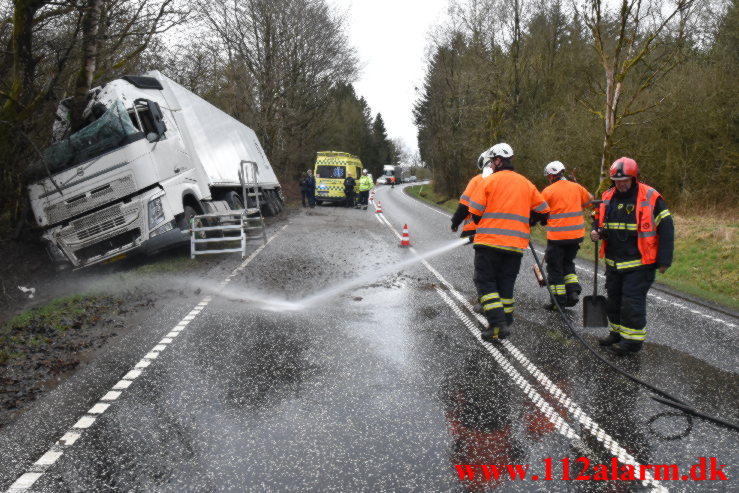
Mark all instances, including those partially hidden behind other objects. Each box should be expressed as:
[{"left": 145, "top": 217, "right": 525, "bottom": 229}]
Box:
[{"left": 577, "top": 0, "right": 696, "bottom": 184}]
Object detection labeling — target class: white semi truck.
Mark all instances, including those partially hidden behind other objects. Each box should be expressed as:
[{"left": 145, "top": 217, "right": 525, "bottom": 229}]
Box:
[
  {"left": 382, "top": 165, "right": 403, "bottom": 184},
  {"left": 27, "top": 71, "right": 283, "bottom": 268}
]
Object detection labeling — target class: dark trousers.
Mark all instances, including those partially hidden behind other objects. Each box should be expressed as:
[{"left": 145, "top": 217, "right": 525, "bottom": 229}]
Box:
[
  {"left": 474, "top": 247, "right": 522, "bottom": 327},
  {"left": 605, "top": 267, "right": 655, "bottom": 345},
  {"left": 358, "top": 190, "right": 369, "bottom": 206},
  {"left": 301, "top": 190, "right": 310, "bottom": 207},
  {"left": 545, "top": 242, "right": 582, "bottom": 304},
  {"left": 306, "top": 190, "right": 315, "bottom": 207},
  {"left": 345, "top": 190, "right": 355, "bottom": 207}
]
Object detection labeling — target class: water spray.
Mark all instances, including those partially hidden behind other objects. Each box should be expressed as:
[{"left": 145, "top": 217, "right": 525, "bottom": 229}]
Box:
[{"left": 204, "top": 238, "right": 470, "bottom": 312}]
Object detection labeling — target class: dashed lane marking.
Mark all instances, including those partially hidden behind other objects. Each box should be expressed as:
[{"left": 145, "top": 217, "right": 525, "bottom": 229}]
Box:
[
  {"left": 434, "top": 288, "right": 666, "bottom": 493},
  {"left": 392, "top": 187, "right": 737, "bottom": 329},
  {"left": 373, "top": 204, "right": 666, "bottom": 492},
  {"left": 6, "top": 225, "right": 288, "bottom": 492}
]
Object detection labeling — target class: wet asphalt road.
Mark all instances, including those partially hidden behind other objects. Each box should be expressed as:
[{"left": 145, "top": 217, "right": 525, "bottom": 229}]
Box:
[{"left": 1, "top": 184, "right": 737, "bottom": 492}]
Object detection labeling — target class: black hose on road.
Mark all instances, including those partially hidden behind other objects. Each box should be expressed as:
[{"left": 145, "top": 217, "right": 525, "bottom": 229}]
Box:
[{"left": 527, "top": 243, "right": 739, "bottom": 433}]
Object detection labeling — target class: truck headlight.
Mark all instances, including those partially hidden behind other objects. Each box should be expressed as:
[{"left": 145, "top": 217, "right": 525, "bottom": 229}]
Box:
[{"left": 148, "top": 197, "right": 165, "bottom": 230}]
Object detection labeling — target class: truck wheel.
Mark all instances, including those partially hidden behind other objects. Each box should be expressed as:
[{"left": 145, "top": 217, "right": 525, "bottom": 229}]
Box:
[
  {"left": 271, "top": 190, "right": 283, "bottom": 212},
  {"left": 224, "top": 191, "right": 244, "bottom": 210},
  {"left": 223, "top": 191, "right": 244, "bottom": 211},
  {"left": 267, "top": 192, "right": 280, "bottom": 216},
  {"left": 178, "top": 205, "right": 197, "bottom": 234}
]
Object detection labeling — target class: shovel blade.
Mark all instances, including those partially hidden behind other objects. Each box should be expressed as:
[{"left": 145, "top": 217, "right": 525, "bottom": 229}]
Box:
[{"left": 583, "top": 295, "right": 609, "bottom": 327}]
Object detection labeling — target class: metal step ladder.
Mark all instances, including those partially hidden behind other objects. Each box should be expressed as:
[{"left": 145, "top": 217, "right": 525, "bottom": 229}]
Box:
[{"left": 190, "top": 160, "right": 267, "bottom": 259}]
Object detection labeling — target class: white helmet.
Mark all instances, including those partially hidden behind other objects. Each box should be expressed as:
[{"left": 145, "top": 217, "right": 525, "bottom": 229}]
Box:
[
  {"left": 487, "top": 143, "right": 514, "bottom": 160},
  {"left": 362, "top": 169, "right": 368, "bottom": 174},
  {"left": 544, "top": 161, "right": 566, "bottom": 176},
  {"left": 477, "top": 147, "right": 493, "bottom": 170}
]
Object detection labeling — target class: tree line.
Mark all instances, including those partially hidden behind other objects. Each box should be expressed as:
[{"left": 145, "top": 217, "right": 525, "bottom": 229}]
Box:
[
  {"left": 0, "top": 0, "right": 399, "bottom": 226},
  {"left": 414, "top": 0, "right": 738, "bottom": 208}
]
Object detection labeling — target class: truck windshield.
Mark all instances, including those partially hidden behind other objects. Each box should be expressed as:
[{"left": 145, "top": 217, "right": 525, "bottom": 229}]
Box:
[
  {"left": 316, "top": 165, "right": 345, "bottom": 179},
  {"left": 31, "top": 100, "right": 143, "bottom": 179}
]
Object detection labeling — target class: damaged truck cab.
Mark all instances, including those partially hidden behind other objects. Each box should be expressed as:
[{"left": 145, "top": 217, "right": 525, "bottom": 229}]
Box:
[{"left": 27, "top": 71, "right": 282, "bottom": 268}]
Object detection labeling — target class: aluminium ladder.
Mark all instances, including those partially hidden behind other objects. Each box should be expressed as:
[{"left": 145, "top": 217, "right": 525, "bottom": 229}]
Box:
[{"left": 190, "top": 160, "right": 267, "bottom": 259}]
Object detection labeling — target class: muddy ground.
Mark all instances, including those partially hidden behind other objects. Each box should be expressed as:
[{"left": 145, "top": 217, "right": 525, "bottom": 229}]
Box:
[{"left": 0, "top": 210, "right": 290, "bottom": 429}]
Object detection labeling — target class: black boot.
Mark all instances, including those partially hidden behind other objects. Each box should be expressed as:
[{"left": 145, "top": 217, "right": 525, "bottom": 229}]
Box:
[
  {"left": 598, "top": 331, "right": 621, "bottom": 347},
  {"left": 565, "top": 291, "right": 580, "bottom": 307},
  {"left": 481, "top": 322, "right": 510, "bottom": 342},
  {"left": 609, "top": 340, "right": 642, "bottom": 356}
]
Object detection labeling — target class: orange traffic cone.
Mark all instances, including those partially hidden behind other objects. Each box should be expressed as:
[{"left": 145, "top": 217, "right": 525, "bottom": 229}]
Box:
[
  {"left": 400, "top": 224, "right": 411, "bottom": 247},
  {"left": 375, "top": 201, "right": 383, "bottom": 213}
]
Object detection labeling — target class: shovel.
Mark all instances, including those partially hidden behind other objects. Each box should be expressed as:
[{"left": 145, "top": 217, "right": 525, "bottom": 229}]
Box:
[{"left": 583, "top": 240, "right": 608, "bottom": 327}]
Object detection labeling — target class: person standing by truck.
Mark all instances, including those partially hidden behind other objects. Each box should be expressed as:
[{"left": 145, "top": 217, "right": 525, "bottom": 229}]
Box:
[
  {"left": 303, "top": 169, "right": 316, "bottom": 208},
  {"left": 299, "top": 171, "right": 309, "bottom": 207},
  {"left": 357, "top": 169, "right": 373, "bottom": 210},
  {"left": 344, "top": 174, "right": 356, "bottom": 207}
]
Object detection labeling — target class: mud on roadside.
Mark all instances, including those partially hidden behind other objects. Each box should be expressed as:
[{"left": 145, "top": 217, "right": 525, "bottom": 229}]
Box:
[{"left": 0, "top": 210, "right": 292, "bottom": 430}]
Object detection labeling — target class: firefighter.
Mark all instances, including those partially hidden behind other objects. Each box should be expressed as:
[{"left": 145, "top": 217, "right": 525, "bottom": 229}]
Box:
[
  {"left": 468, "top": 143, "right": 550, "bottom": 341},
  {"left": 357, "top": 169, "right": 373, "bottom": 210},
  {"left": 591, "top": 157, "right": 674, "bottom": 355},
  {"left": 450, "top": 147, "right": 494, "bottom": 241},
  {"left": 540, "top": 161, "right": 594, "bottom": 309}
]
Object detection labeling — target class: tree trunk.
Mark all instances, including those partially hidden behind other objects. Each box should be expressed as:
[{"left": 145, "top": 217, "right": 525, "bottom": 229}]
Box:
[{"left": 70, "top": 0, "right": 103, "bottom": 132}]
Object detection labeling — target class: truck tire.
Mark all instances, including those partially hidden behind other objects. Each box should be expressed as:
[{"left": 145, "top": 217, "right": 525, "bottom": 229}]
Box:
[
  {"left": 178, "top": 205, "right": 197, "bottom": 233},
  {"left": 264, "top": 191, "right": 279, "bottom": 216},
  {"left": 223, "top": 191, "right": 244, "bottom": 210},
  {"left": 270, "top": 190, "right": 283, "bottom": 213}
]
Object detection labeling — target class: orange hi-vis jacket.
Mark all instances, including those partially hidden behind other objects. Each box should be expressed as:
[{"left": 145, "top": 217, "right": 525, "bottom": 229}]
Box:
[
  {"left": 468, "top": 170, "right": 549, "bottom": 252},
  {"left": 541, "top": 178, "right": 594, "bottom": 241},
  {"left": 459, "top": 174, "right": 485, "bottom": 235},
  {"left": 596, "top": 182, "right": 662, "bottom": 265}
]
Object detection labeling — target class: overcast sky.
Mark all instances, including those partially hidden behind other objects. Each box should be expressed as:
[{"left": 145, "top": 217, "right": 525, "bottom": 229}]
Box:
[{"left": 335, "top": 0, "right": 450, "bottom": 154}]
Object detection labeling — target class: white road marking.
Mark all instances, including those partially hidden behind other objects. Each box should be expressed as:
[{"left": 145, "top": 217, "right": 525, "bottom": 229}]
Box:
[
  {"left": 374, "top": 204, "right": 666, "bottom": 492},
  {"left": 72, "top": 416, "right": 95, "bottom": 429},
  {"left": 393, "top": 187, "right": 738, "bottom": 328},
  {"left": 57, "top": 432, "right": 80, "bottom": 446},
  {"left": 7, "top": 473, "right": 43, "bottom": 491},
  {"left": 87, "top": 403, "right": 109, "bottom": 415},
  {"left": 34, "top": 451, "right": 62, "bottom": 467},
  {"left": 101, "top": 391, "right": 121, "bottom": 401},
  {"left": 6, "top": 225, "right": 289, "bottom": 492}
]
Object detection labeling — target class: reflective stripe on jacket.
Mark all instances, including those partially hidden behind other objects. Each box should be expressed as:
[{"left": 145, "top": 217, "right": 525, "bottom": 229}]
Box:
[
  {"left": 541, "top": 179, "right": 593, "bottom": 241},
  {"left": 597, "top": 183, "right": 661, "bottom": 265},
  {"left": 358, "top": 175, "right": 373, "bottom": 191},
  {"left": 459, "top": 174, "right": 485, "bottom": 234},
  {"left": 468, "top": 170, "right": 549, "bottom": 251}
]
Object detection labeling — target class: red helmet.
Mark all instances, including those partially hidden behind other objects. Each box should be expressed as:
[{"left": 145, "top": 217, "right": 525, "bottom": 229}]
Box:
[{"left": 609, "top": 157, "right": 639, "bottom": 181}]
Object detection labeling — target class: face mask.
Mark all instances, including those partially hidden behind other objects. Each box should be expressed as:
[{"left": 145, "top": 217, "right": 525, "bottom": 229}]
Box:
[{"left": 482, "top": 166, "right": 493, "bottom": 178}]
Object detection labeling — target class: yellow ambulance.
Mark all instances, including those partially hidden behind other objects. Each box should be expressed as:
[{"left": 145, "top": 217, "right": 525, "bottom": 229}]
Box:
[{"left": 313, "top": 151, "right": 363, "bottom": 205}]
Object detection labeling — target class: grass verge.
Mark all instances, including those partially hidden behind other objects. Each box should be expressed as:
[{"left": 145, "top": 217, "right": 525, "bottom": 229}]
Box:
[
  {"left": 0, "top": 294, "right": 120, "bottom": 365},
  {"left": 405, "top": 184, "right": 739, "bottom": 310}
]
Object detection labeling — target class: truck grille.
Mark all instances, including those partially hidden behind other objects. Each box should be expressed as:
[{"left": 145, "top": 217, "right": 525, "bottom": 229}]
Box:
[
  {"left": 45, "top": 175, "right": 136, "bottom": 224},
  {"left": 74, "top": 229, "right": 141, "bottom": 265}
]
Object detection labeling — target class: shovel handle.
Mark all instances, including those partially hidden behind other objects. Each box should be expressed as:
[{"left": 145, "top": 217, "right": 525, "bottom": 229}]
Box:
[{"left": 593, "top": 239, "right": 599, "bottom": 297}]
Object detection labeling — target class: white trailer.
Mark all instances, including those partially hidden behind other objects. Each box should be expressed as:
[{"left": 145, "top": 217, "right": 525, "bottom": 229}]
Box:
[{"left": 27, "top": 71, "right": 283, "bottom": 268}]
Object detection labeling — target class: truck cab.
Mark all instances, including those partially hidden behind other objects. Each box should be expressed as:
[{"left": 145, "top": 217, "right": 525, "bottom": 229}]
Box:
[{"left": 27, "top": 72, "right": 281, "bottom": 268}]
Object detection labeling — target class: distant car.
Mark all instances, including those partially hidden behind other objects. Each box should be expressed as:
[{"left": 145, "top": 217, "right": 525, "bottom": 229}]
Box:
[
  {"left": 407, "top": 176, "right": 417, "bottom": 183},
  {"left": 376, "top": 176, "right": 387, "bottom": 185}
]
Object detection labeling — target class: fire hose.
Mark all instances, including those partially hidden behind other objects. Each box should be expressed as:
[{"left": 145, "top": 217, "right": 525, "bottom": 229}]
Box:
[{"left": 527, "top": 243, "right": 739, "bottom": 433}]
